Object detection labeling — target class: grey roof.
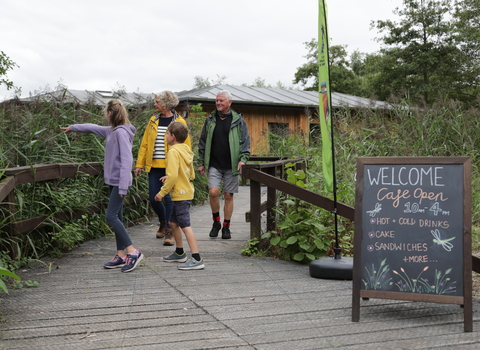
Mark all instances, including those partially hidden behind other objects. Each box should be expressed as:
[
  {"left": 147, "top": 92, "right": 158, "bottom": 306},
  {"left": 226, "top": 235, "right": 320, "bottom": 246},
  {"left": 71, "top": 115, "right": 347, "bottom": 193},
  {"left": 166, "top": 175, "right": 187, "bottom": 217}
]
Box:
[
  {"left": 19, "top": 89, "right": 152, "bottom": 106},
  {"left": 17, "top": 85, "right": 391, "bottom": 109},
  {"left": 177, "top": 84, "right": 392, "bottom": 109}
]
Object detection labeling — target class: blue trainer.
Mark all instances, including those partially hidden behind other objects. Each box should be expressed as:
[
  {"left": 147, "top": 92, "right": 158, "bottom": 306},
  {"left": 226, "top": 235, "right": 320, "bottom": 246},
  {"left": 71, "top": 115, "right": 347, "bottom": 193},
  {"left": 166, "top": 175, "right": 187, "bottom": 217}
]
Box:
[
  {"left": 104, "top": 254, "right": 125, "bottom": 269},
  {"left": 178, "top": 257, "right": 205, "bottom": 270},
  {"left": 121, "top": 250, "right": 144, "bottom": 273},
  {"left": 163, "top": 252, "right": 188, "bottom": 263}
]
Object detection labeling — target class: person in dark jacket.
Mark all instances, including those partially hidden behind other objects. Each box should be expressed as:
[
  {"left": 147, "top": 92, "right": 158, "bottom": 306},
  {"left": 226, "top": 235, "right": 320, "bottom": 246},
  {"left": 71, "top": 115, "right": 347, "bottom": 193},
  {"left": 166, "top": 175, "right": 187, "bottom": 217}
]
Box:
[{"left": 197, "top": 90, "right": 250, "bottom": 239}]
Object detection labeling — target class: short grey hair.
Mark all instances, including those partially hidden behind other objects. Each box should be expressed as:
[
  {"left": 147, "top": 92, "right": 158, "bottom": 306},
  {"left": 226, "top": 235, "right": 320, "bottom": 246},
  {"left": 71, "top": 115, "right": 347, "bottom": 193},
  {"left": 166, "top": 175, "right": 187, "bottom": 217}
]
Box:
[
  {"left": 153, "top": 90, "right": 179, "bottom": 110},
  {"left": 216, "top": 90, "right": 232, "bottom": 101}
]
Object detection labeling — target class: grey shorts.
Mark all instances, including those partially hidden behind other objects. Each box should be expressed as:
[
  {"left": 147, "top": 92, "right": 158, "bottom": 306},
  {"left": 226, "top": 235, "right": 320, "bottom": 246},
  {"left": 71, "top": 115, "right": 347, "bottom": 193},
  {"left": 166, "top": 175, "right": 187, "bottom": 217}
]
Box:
[
  {"left": 169, "top": 200, "right": 191, "bottom": 228},
  {"left": 208, "top": 167, "right": 239, "bottom": 193}
]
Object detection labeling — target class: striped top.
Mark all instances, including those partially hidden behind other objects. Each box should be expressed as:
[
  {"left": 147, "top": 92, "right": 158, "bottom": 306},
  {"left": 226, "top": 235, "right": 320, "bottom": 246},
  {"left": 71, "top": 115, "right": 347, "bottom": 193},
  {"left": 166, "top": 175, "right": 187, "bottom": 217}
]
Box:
[{"left": 153, "top": 116, "right": 173, "bottom": 159}]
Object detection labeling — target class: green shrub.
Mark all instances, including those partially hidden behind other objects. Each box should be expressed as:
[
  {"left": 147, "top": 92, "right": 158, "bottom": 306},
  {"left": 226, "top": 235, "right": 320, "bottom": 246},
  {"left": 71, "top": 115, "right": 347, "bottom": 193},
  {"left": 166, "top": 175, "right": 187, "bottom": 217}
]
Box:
[{"left": 250, "top": 99, "right": 480, "bottom": 262}]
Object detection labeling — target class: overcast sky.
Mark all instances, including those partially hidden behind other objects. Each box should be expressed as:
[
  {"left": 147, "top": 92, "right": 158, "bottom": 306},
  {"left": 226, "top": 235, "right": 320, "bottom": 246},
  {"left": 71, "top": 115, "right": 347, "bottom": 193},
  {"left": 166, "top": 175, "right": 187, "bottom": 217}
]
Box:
[{"left": 0, "top": 0, "right": 403, "bottom": 101}]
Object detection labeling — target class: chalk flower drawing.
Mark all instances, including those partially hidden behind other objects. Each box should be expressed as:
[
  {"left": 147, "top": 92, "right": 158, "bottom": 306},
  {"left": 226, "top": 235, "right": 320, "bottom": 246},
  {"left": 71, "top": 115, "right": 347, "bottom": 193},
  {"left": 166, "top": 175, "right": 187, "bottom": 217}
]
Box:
[
  {"left": 363, "top": 262, "right": 457, "bottom": 295},
  {"left": 362, "top": 258, "right": 392, "bottom": 290},
  {"left": 390, "top": 266, "right": 456, "bottom": 294}
]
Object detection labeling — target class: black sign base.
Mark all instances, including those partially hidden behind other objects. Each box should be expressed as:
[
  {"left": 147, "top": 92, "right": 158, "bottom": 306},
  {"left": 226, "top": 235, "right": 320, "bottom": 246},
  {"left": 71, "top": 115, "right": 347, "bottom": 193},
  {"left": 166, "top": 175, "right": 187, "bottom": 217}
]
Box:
[{"left": 309, "top": 256, "right": 353, "bottom": 280}]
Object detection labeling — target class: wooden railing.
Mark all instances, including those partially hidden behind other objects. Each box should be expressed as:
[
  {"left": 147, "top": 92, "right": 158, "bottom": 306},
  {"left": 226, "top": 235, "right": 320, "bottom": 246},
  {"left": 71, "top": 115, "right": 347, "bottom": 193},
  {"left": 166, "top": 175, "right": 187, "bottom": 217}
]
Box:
[
  {"left": 0, "top": 163, "right": 105, "bottom": 257},
  {"left": 242, "top": 156, "right": 480, "bottom": 273}
]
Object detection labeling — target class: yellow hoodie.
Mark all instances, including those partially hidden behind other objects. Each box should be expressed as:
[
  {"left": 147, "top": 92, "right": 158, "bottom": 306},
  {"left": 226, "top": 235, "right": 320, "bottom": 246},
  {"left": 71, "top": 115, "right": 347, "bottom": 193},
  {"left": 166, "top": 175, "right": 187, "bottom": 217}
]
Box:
[{"left": 158, "top": 143, "right": 195, "bottom": 201}]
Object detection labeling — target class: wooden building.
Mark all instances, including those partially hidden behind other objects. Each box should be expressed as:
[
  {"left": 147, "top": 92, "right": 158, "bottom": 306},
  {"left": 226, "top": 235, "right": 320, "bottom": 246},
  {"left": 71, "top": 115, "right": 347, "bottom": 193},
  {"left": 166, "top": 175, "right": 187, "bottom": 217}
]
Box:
[
  {"left": 13, "top": 85, "right": 391, "bottom": 155},
  {"left": 176, "top": 84, "right": 391, "bottom": 155}
]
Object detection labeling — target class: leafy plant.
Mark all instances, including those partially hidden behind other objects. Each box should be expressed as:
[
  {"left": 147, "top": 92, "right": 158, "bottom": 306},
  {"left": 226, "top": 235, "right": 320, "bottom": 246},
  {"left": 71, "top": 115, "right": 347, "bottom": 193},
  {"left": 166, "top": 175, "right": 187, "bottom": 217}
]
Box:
[
  {"left": 260, "top": 163, "right": 333, "bottom": 263},
  {"left": 0, "top": 266, "right": 21, "bottom": 293},
  {"left": 241, "top": 238, "right": 260, "bottom": 256}
]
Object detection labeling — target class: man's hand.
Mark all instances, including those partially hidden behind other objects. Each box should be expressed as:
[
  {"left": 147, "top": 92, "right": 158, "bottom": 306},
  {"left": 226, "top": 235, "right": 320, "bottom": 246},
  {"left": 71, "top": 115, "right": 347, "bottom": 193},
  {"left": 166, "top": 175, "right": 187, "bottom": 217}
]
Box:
[
  {"left": 198, "top": 165, "right": 205, "bottom": 176},
  {"left": 237, "top": 161, "right": 245, "bottom": 175}
]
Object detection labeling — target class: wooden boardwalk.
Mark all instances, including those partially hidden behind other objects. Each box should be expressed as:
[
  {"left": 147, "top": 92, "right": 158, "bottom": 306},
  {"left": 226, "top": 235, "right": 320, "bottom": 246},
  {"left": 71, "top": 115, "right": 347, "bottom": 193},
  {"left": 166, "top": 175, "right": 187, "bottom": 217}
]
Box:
[{"left": 1, "top": 186, "right": 479, "bottom": 349}]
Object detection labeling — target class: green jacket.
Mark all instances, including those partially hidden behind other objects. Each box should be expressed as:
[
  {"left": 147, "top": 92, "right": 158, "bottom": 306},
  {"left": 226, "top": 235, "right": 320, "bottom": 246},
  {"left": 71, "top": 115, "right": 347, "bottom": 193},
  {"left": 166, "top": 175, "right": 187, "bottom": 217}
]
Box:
[{"left": 198, "top": 109, "right": 250, "bottom": 175}]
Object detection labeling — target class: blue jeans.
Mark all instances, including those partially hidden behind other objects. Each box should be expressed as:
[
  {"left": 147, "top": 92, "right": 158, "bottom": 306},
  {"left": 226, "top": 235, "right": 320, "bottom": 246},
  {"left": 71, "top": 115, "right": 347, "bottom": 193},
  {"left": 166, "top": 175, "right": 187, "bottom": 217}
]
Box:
[
  {"left": 148, "top": 167, "right": 172, "bottom": 228},
  {"left": 106, "top": 186, "right": 132, "bottom": 251}
]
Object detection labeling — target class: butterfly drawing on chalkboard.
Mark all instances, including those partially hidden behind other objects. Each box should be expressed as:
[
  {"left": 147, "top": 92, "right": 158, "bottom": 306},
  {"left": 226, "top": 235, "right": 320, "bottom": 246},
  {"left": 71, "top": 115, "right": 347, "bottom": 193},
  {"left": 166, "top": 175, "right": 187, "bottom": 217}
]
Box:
[
  {"left": 431, "top": 229, "right": 455, "bottom": 252},
  {"left": 366, "top": 203, "right": 382, "bottom": 217}
]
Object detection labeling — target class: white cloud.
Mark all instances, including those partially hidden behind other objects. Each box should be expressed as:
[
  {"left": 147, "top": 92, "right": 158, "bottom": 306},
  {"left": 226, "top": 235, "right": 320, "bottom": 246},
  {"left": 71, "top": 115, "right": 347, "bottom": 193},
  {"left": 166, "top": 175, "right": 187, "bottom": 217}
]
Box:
[{"left": 0, "top": 0, "right": 403, "bottom": 100}]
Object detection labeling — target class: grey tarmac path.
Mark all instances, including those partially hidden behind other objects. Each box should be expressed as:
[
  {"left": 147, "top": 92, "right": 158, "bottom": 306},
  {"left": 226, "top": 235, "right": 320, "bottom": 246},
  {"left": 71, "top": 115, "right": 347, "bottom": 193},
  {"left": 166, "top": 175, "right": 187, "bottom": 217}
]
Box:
[{"left": 1, "top": 186, "right": 479, "bottom": 349}]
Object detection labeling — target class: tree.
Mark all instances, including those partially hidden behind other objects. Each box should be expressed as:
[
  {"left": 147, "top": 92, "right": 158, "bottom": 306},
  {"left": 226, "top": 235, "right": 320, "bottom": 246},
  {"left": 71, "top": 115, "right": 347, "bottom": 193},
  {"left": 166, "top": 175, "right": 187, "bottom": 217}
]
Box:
[
  {"left": 451, "top": 0, "right": 480, "bottom": 101},
  {"left": 243, "top": 77, "right": 271, "bottom": 88},
  {"left": 293, "top": 39, "right": 360, "bottom": 95},
  {"left": 193, "top": 74, "right": 227, "bottom": 89},
  {"left": 371, "top": 0, "right": 459, "bottom": 104},
  {"left": 0, "top": 51, "right": 18, "bottom": 91},
  {"left": 241, "top": 77, "right": 290, "bottom": 89}
]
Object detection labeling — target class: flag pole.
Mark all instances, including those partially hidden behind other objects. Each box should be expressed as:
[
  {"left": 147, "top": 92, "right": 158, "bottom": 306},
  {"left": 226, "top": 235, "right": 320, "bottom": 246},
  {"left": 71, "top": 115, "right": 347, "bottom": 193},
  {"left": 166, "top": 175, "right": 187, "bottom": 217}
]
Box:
[
  {"left": 321, "top": 1, "right": 341, "bottom": 260},
  {"left": 309, "top": 0, "right": 353, "bottom": 280}
]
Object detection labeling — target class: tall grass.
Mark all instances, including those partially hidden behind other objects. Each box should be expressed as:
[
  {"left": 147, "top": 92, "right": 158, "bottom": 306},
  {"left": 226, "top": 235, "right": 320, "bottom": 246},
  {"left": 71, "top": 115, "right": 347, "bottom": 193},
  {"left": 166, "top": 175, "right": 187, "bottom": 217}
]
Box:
[
  {"left": 256, "top": 99, "right": 480, "bottom": 260},
  {"left": 0, "top": 95, "right": 208, "bottom": 272}
]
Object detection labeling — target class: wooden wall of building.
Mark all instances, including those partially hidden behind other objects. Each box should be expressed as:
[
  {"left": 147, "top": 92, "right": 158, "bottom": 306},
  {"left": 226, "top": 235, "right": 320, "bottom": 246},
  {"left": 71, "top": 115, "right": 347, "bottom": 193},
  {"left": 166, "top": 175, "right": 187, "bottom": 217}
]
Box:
[{"left": 178, "top": 101, "right": 317, "bottom": 155}]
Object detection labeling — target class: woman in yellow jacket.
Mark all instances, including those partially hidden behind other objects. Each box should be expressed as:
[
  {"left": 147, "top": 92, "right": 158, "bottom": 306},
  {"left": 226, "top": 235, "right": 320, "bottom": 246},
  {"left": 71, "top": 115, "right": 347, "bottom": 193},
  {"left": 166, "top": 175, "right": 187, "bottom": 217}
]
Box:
[{"left": 134, "top": 91, "right": 191, "bottom": 246}]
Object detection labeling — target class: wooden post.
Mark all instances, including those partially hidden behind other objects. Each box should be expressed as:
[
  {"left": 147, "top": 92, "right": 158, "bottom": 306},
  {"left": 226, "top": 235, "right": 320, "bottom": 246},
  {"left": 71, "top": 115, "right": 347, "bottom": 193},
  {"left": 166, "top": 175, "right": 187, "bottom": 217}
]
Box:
[
  {"left": 250, "top": 179, "right": 261, "bottom": 240},
  {"left": 266, "top": 167, "right": 276, "bottom": 233}
]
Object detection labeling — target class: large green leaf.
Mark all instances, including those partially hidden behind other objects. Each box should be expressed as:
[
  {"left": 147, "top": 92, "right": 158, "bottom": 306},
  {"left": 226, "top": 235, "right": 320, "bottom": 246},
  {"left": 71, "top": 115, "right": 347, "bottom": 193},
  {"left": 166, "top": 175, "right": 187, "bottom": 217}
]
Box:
[
  {"left": 293, "top": 252, "right": 305, "bottom": 261},
  {"left": 270, "top": 236, "right": 281, "bottom": 245},
  {"left": 286, "top": 236, "right": 298, "bottom": 245},
  {"left": 0, "top": 267, "right": 21, "bottom": 280}
]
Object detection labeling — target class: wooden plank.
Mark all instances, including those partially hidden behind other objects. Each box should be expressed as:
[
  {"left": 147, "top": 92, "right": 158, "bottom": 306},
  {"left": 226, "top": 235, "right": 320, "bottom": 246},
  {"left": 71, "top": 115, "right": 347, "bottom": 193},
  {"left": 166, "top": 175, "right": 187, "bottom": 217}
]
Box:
[
  {"left": 249, "top": 169, "right": 355, "bottom": 221},
  {"left": 11, "top": 205, "right": 104, "bottom": 235},
  {"left": 76, "top": 162, "right": 102, "bottom": 176},
  {"left": 0, "top": 176, "right": 15, "bottom": 202},
  {"left": 472, "top": 255, "right": 480, "bottom": 273},
  {"left": 360, "top": 289, "right": 464, "bottom": 305}
]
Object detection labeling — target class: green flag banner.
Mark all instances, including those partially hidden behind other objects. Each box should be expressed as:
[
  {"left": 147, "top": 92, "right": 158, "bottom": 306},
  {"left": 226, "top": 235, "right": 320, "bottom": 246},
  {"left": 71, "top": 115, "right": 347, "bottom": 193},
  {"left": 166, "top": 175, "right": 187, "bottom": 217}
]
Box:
[{"left": 318, "top": 0, "right": 333, "bottom": 192}]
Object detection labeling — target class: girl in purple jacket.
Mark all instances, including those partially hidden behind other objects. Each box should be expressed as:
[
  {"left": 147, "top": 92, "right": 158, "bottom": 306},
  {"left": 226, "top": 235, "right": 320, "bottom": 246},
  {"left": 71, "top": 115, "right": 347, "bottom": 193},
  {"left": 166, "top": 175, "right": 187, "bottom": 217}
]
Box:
[{"left": 61, "top": 99, "right": 144, "bottom": 273}]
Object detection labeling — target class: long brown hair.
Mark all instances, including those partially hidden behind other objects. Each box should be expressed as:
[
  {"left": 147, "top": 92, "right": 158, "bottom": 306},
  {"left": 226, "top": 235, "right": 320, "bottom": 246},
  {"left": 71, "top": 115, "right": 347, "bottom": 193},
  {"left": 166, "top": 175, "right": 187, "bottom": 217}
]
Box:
[{"left": 104, "top": 99, "right": 130, "bottom": 128}]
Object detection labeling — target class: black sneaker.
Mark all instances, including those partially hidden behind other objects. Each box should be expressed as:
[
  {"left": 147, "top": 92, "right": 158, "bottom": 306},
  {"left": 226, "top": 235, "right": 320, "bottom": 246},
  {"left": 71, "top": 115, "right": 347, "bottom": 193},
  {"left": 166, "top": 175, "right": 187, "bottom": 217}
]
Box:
[
  {"left": 209, "top": 221, "right": 221, "bottom": 238},
  {"left": 221, "top": 227, "right": 231, "bottom": 239}
]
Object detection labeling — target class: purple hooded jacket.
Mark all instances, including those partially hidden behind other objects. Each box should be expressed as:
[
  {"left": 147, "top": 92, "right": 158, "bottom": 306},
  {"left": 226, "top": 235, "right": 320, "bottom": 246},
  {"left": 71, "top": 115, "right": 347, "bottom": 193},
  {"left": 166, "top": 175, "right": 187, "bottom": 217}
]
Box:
[{"left": 69, "top": 123, "right": 136, "bottom": 195}]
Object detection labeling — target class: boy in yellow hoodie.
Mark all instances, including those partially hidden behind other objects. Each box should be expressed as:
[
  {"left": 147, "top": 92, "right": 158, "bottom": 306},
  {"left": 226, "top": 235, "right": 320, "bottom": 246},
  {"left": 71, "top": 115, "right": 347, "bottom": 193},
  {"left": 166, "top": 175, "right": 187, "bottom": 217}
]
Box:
[{"left": 155, "top": 122, "right": 204, "bottom": 270}]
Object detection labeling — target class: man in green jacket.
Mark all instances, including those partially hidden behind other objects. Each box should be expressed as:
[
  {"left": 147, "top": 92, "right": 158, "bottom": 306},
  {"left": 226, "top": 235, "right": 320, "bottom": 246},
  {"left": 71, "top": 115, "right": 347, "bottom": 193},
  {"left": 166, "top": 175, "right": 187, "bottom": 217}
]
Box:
[{"left": 198, "top": 90, "right": 250, "bottom": 239}]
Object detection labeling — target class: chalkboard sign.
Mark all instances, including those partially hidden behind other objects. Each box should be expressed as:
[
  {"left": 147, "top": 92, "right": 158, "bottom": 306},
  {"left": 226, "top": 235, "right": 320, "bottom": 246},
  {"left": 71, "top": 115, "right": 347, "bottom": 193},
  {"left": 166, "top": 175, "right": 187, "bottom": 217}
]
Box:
[{"left": 352, "top": 157, "right": 472, "bottom": 332}]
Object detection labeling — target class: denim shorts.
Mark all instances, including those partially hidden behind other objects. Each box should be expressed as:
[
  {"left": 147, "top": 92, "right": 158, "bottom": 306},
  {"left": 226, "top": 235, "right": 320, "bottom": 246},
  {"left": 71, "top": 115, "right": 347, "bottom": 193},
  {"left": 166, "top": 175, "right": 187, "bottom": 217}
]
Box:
[
  {"left": 208, "top": 167, "right": 239, "bottom": 193},
  {"left": 169, "top": 200, "right": 192, "bottom": 228}
]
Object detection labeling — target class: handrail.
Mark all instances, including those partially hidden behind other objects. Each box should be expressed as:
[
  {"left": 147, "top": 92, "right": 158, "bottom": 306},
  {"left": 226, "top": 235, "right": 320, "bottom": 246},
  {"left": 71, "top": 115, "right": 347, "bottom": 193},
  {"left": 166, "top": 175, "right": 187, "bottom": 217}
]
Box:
[
  {"left": 242, "top": 156, "right": 480, "bottom": 273},
  {"left": 0, "top": 162, "right": 105, "bottom": 258}
]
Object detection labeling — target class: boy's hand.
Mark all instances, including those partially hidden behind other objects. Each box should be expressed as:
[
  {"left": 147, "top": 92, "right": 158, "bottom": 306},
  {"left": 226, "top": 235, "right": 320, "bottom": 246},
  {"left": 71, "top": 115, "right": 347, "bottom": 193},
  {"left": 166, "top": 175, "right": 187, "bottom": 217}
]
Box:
[
  {"left": 154, "top": 193, "right": 163, "bottom": 202},
  {"left": 160, "top": 175, "right": 167, "bottom": 183}
]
